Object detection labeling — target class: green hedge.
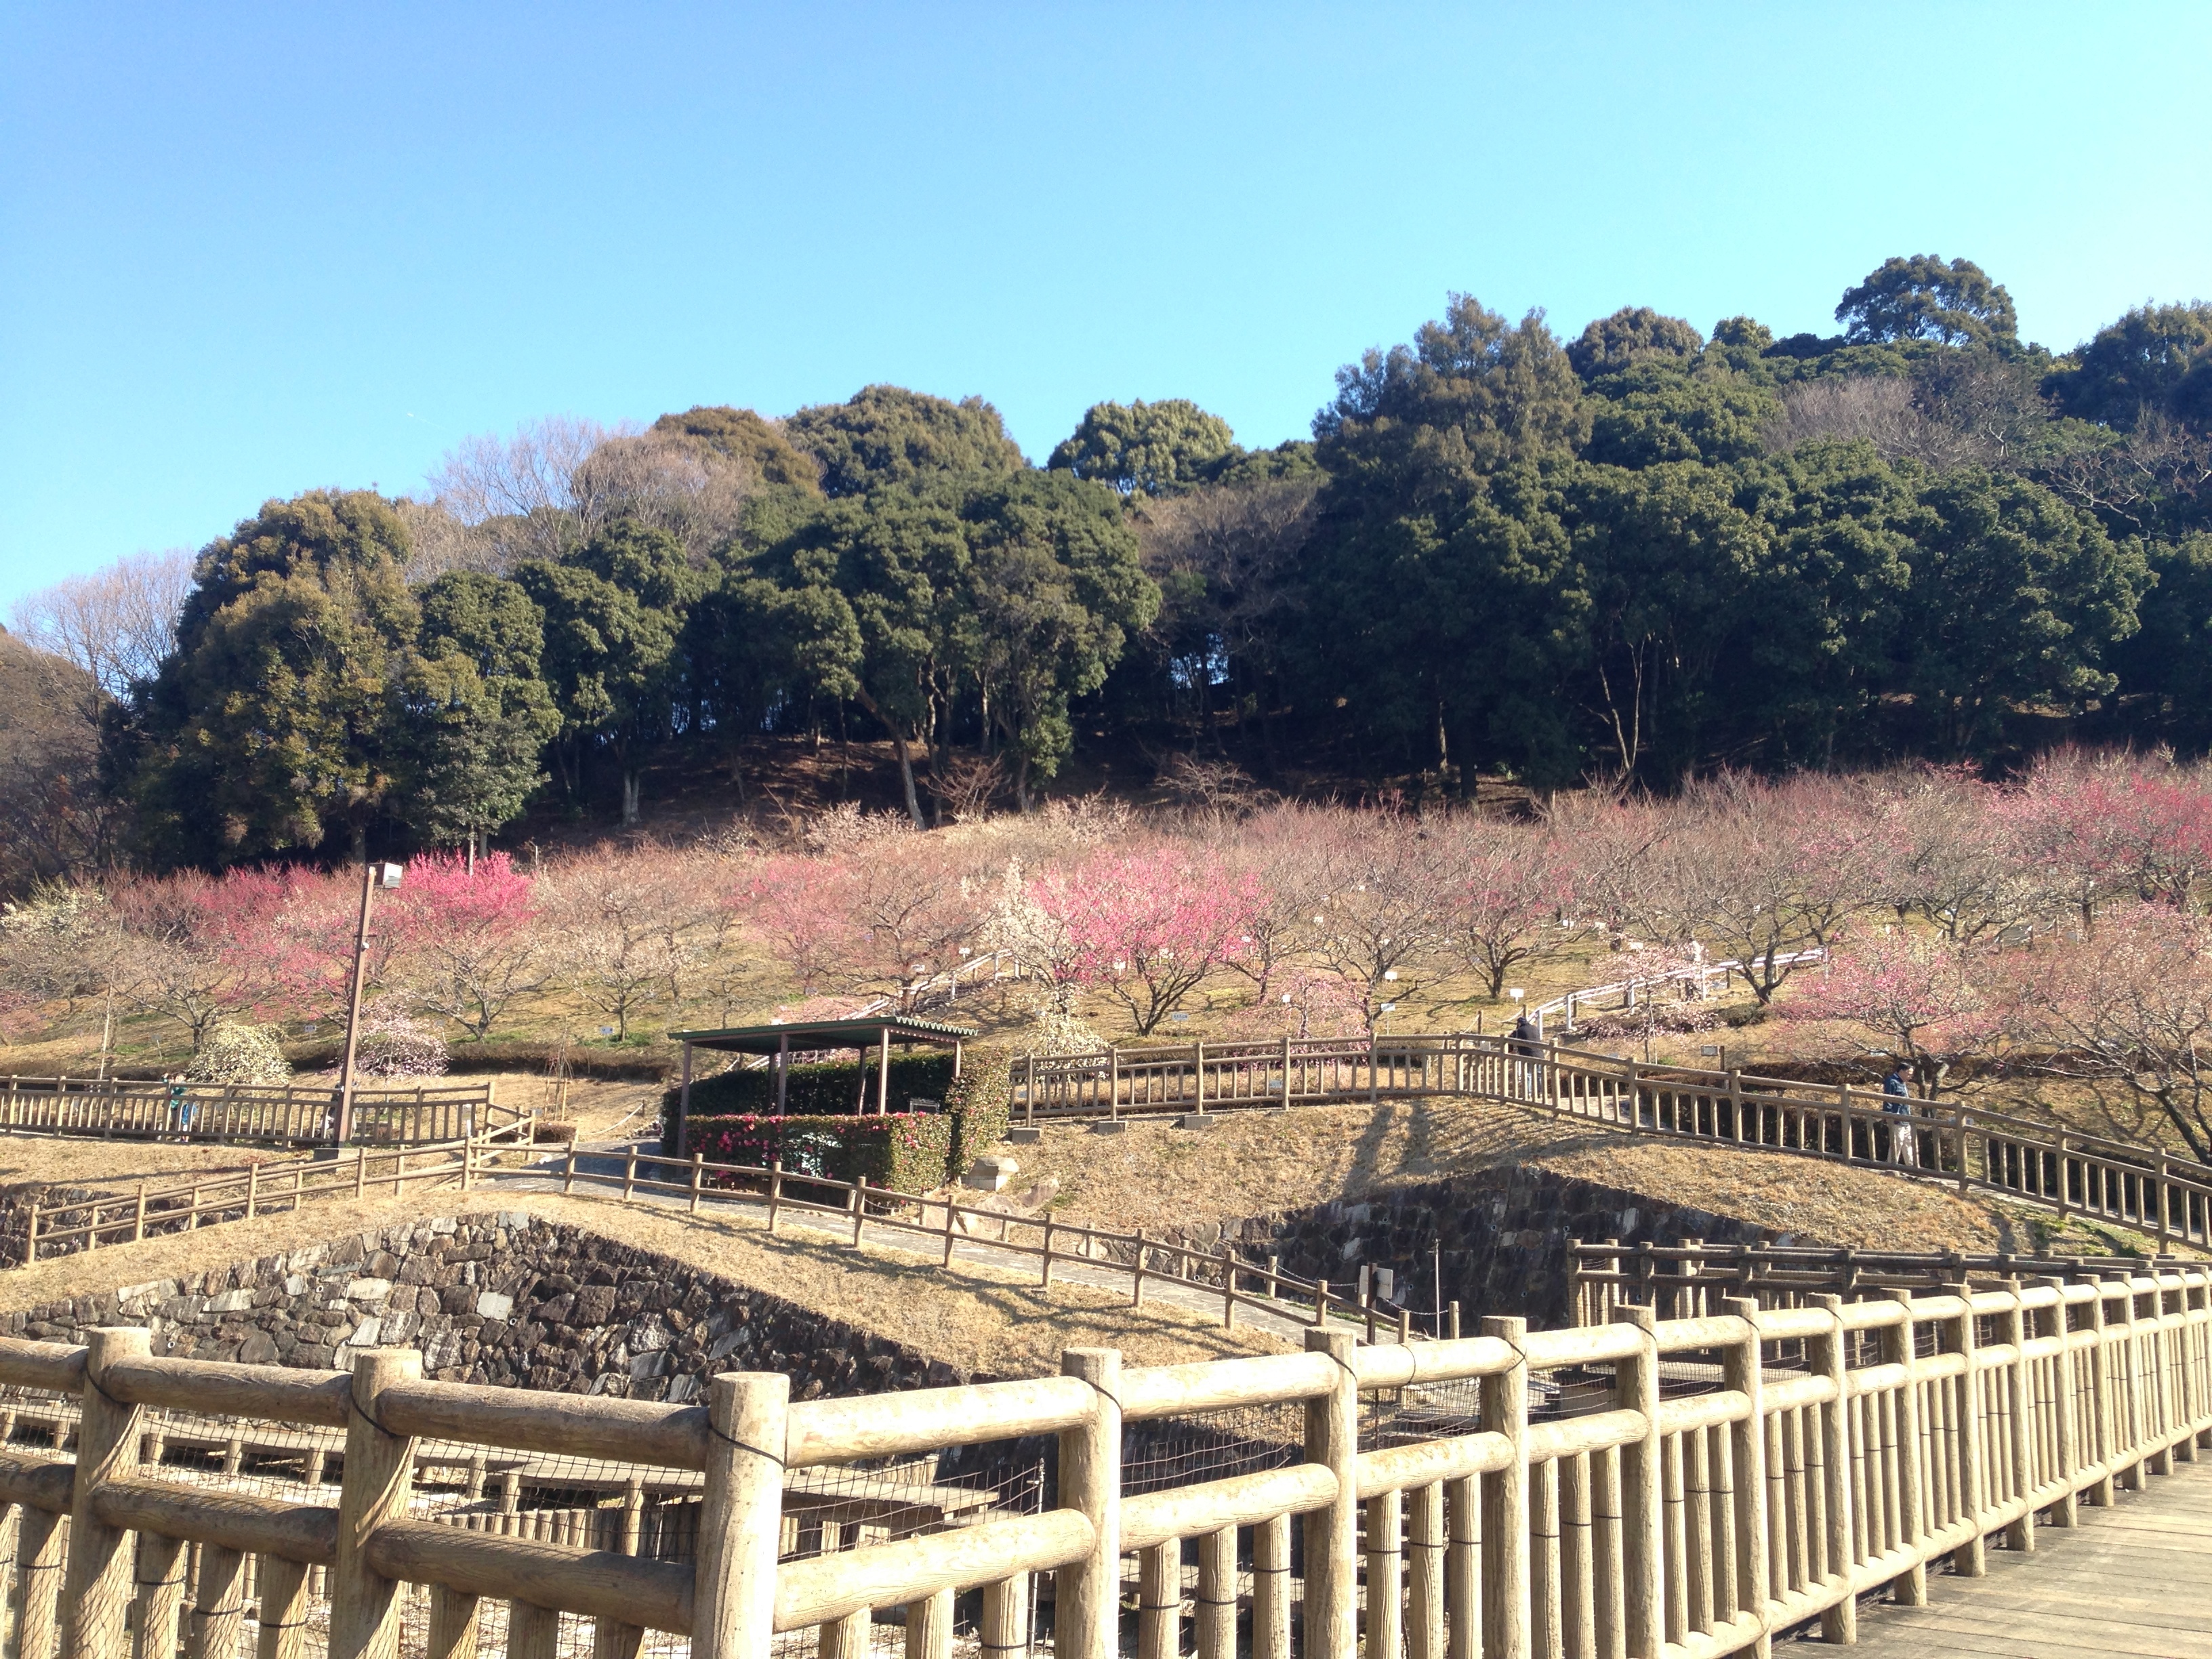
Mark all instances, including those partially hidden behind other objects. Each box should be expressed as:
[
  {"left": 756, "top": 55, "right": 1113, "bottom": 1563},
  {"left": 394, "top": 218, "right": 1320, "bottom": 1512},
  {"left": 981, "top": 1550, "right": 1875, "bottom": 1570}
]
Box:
[
  {"left": 945, "top": 1046, "right": 1013, "bottom": 1174},
  {"left": 674, "top": 1052, "right": 960, "bottom": 1120},
  {"left": 682, "top": 1112, "right": 956, "bottom": 1195}
]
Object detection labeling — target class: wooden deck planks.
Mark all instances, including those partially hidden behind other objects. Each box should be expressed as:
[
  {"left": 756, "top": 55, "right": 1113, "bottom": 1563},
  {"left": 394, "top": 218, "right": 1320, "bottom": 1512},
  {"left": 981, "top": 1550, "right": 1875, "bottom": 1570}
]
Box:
[{"left": 1845, "top": 1458, "right": 2212, "bottom": 1656}]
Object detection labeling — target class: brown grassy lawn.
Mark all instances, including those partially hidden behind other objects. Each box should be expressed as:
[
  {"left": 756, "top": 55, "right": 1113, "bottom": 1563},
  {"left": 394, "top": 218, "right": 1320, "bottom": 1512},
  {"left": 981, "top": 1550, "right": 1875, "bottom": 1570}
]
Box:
[{"left": 998, "top": 1098, "right": 2178, "bottom": 1259}]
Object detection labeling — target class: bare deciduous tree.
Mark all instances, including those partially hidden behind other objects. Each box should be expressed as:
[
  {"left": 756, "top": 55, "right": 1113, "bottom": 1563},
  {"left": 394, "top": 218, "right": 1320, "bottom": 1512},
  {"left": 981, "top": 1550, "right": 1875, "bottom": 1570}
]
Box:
[
  {"left": 8, "top": 548, "right": 194, "bottom": 703},
  {"left": 421, "top": 417, "right": 762, "bottom": 569}
]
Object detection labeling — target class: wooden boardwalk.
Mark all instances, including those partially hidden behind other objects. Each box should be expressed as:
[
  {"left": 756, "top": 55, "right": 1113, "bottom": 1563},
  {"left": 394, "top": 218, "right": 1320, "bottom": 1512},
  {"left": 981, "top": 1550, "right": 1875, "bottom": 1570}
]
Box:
[{"left": 1849, "top": 1458, "right": 2212, "bottom": 1656}]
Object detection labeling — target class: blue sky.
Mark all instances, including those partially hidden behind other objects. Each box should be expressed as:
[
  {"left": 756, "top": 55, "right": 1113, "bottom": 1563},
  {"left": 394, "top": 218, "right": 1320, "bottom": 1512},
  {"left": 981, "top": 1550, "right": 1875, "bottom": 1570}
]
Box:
[{"left": 3, "top": 3, "right": 2208, "bottom": 612}]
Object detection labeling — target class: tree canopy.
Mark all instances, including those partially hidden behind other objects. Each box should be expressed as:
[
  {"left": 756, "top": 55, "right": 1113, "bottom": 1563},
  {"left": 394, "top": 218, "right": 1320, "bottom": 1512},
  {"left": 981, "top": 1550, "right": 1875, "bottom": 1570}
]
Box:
[
  {"left": 1836, "top": 255, "right": 2020, "bottom": 349},
  {"left": 784, "top": 386, "right": 1027, "bottom": 497},
  {"left": 58, "top": 255, "right": 2212, "bottom": 888}
]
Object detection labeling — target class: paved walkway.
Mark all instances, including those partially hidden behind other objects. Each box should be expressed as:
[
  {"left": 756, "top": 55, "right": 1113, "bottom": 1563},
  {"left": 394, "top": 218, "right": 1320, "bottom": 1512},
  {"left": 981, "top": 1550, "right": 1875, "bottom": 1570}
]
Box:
[{"left": 1843, "top": 1458, "right": 2212, "bottom": 1656}]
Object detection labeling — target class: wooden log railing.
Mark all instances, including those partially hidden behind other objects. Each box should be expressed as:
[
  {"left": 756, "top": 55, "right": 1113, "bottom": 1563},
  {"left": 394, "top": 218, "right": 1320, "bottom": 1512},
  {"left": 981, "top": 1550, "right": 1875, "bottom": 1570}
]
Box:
[
  {"left": 1013, "top": 1031, "right": 2212, "bottom": 1247},
  {"left": 0, "top": 1265, "right": 2204, "bottom": 1658},
  {"left": 0, "top": 1072, "right": 516, "bottom": 1147},
  {"left": 1567, "top": 1240, "right": 2189, "bottom": 1327},
  {"left": 18, "top": 1120, "right": 537, "bottom": 1263},
  {"left": 556, "top": 1145, "right": 1429, "bottom": 1341}
]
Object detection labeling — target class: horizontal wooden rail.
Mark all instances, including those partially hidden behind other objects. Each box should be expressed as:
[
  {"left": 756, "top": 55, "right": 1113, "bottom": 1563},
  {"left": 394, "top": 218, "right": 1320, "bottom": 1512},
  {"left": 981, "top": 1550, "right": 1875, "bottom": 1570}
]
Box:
[
  {"left": 0, "top": 1261, "right": 2203, "bottom": 1659},
  {"left": 0, "top": 1071, "right": 512, "bottom": 1149},
  {"left": 23, "top": 1120, "right": 535, "bottom": 1261}
]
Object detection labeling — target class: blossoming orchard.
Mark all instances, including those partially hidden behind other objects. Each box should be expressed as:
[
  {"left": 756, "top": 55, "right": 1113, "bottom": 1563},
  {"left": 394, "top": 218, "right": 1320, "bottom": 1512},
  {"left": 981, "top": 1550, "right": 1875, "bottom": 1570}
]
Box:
[{"left": 14, "top": 749, "right": 2212, "bottom": 1164}]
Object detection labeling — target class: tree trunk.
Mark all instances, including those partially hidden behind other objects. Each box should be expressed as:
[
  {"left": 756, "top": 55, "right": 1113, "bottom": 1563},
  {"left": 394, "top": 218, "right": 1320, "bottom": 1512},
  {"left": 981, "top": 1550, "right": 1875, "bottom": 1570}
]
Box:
[
  {"left": 890, "top": 733, "right": 926, "bottom": 827},
  {"left": 1015, "top": 752, "right": 1034, "bottom": 813},
  {"left": 621, "top": 770, "right": 642, "bottom": 827}
]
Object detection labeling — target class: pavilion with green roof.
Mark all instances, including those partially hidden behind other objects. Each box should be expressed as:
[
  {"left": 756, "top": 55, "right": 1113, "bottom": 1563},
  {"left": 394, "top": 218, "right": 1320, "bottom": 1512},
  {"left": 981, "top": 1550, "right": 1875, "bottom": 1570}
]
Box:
[{"left": 663, "top": 1015, "right": 979, "bottom": 1153}]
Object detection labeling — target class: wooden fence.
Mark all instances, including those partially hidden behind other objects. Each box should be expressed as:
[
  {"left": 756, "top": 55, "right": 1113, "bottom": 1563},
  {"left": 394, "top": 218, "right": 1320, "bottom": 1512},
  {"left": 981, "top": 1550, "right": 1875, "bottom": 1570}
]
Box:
[
  {"left": 1012, "top": 1032, "right": 2212, "bottom": 1249},
  {"left": 1530, "top": 948, "right": 1827, "bottom": 1035},
  {"left": 1567, "top": 1240, "right": 2188, "bottom": 1327},
  {"left": 554, "top": 1145, "right": 1427, "bottom": 1342},
  {"left": 0, "top": 1263, "right": 2205, "bottom": 1659},
  {"left": 0, "top": 1073, "right": 514, "bottom": 1147},
  {"left": 20, "top": 1120, "right": 538, "bottom": 1263}
]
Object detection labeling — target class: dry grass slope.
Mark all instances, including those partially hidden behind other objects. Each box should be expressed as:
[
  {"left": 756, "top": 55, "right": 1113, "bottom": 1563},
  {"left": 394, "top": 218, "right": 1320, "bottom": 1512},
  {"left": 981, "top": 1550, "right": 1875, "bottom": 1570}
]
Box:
[{"left": 0, "top": 1188, "right": 1288, "bottom": 1378}]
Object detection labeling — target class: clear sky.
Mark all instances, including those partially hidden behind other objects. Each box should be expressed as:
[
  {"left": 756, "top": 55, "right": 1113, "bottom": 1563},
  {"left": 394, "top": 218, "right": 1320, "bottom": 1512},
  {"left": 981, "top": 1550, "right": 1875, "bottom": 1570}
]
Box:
[{"left": 3, "top": 3, "right": 2208, "bottom": 612}]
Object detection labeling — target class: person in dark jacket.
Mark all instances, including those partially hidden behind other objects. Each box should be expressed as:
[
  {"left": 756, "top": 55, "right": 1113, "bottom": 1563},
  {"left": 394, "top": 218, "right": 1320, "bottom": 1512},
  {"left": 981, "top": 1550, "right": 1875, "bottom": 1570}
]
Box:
[{"left": 1881, "top": 1067, "right": 1917, "bottom": 1166}]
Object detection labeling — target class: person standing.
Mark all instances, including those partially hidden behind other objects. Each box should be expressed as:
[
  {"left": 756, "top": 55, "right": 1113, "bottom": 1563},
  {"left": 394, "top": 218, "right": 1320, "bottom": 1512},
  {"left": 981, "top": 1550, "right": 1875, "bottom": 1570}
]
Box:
[
  {"left": 1881, "top": 1066, "right": 1917, "bottom": 1166},
  {"left": 1511, "top": 1011, "right": 1542, "bottom": 1100}
]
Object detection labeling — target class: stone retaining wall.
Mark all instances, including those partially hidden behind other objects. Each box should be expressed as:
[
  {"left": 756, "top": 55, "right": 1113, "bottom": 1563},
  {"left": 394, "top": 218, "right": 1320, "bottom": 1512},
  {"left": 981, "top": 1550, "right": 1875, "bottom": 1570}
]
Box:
[
  {"left": 1144, "top": 1164, "right": 1779, "bottom": 1326},
  {"left": 0, "top": 1209, "right": 967, "bottom": 1402}
]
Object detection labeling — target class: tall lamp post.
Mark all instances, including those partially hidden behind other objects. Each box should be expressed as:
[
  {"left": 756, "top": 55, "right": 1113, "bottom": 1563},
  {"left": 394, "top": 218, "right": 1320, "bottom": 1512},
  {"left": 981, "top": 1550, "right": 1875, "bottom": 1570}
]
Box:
[{"left": 335, "top": 861, "right": 405, "bottom": 1145}]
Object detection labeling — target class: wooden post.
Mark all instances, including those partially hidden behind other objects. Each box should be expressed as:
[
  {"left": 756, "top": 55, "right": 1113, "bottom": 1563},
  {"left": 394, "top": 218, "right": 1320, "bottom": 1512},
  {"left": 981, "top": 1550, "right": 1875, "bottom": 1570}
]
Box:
[
  {"left": 506, "top": 1605, "right": 560, "bottom": 1659},
  {"left": 134, "top": 1183, "right": 146, "bottom": 1242},
  {"left": 1222, "top": 1246, "right": 1237, "bottom": 1330},
  {"left": 1137, "top": 1544, "right": 1177, "bottom": 1659},
  {"left": 62, "top": 1325, "right": 151, "bottom": 1659},
  {"left": 1720, "top": 1296, "right": 1771, "bottom": 1656},
  {"left": 1025, "top": 1053, "right": 1036, "bottom": 1124},
  {"left": 330, "top": 1349, "right": 422, "bottom": 1659},
  {"left": 2086, "top": 1282, "right": 2114, "bottom": 1507},
  {"left": 1108, "top": 1047, "right": 1121, "bottom": 1122},
  {"left": 2001, "top": 1281, "right": 2035, "bottom": 1554},
  {"left": 1193, "top": 1038, "right": 1206, "bottom": 1113},
  {"left": 1614, "top": 1303, "right": 1662, "bottom": 1659},
  {"left": 623, "top": 1148, "right": 636, "bottom": 1201},
  {"left": 1133, "top": 1233, "right": 1147, "bottom": 1307},
  {"left": 426, "top": 1587, "right": 480, "bottom": 1659},
  {"left": 1254, "top": 1513, "right": 1292, "bottom": 1659},
  {"left": 767, "top": 1161, "right": 782, "bottom": 1233},
  {"left": 1882, "top": 1290, "right": 1928, "bottom": 1605},
  {"left": 186, "top": 1544, "right": 247, "bottom": 1659},
  {"left": 1408, "top": 1479, "right": 1447, "bottom": 1659},
  {"left": 16, "top": 1507, "right": 64, "bottom": 1659},
  {"left": 563, "top": 1149, "right": 577, "bottom": 1195},
  {"left": 257, "top": 1557, "right": 313, "bottom": 1659},
  {"left": 1057, "top": 1349, "right": 1121, "bottom": 1659},
  {"left": 690, "top": 1153, "right": 705, "bottom": 1214},
  {"left": 694, "top": 1372, "right": 789, "bottom": 1659},
  {"left": 1946, "top": 1282, "right": 1986, "bottom": 1577},
  {"left": 1366, "top": 1490, "right": 1405, "bottom": 1659},
  {"left": 1304, "top": 1326, "right": 1359, "bottom": 1659},
  {"left": 1809, "top": 1294, "right": 1857, "bottom": 1645},
  {"left": 850, "top": 1182, "right": 866, "bottom": 1248},
  {"left": 1370, "top": 1027, "right": 1380, "bottom": 1105},
  {"left": 247, "top": 1158, "right": 260, "bottom": 1218},
  {"left": 1197, "top": 1525, "right": 1236, "bottom": 1659},
  {"left": 1480, "top": 1315, "right": 1530, "bottom": 1659},
  {"left": 878, "top": 1027, "right": 893, "bottom": 1115},
  {"left": 2033, "top": 1277, "right": 2081, "bottom": 1528},
  {"left": 907, "top": 1589, "right": 954, "bottom": 1659},
  {"left": 980, "top": 1574, "right": 1027, "bottom": 1659},
  {"left": 132, "top": 1533, "right": 187, "bottom": 1659}
]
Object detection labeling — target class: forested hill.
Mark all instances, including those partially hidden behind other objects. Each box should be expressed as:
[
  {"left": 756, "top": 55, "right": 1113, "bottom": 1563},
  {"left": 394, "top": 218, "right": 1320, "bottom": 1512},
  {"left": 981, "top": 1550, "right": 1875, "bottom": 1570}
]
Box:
[{"left": 11, "top": 255, "right": 2212, "bottom": 884}]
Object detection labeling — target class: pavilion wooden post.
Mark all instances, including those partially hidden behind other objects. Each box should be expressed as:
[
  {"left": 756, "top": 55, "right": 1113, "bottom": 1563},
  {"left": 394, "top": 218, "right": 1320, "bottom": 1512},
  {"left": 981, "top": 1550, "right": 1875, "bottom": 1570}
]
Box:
[
  {"left": 878, "top": 1027, "right": 893, "bottom": 1115},
  {"left": 676, "top": 1043, "right": 693, "bottom": 1157},
  {"left": 776, "top": 1033, "right": 790, "bottom": 1114}
]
